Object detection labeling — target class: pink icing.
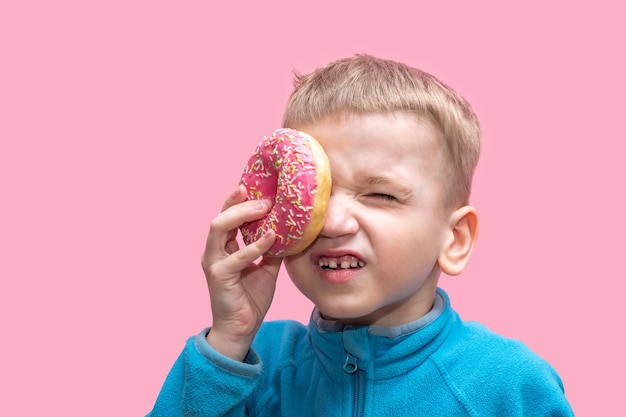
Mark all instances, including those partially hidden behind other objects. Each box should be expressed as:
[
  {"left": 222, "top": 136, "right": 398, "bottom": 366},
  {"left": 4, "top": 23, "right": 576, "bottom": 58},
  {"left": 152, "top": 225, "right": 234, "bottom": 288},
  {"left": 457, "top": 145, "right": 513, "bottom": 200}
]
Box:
[{"left": 239, "top": 128, "right": 319, "bottom": 256}]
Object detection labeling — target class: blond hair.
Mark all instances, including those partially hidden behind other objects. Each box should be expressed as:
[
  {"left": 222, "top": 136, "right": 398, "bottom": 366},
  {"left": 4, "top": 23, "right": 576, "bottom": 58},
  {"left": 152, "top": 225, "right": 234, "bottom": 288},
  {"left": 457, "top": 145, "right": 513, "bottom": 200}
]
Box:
[{"left": 282, "top": 54, "right": 481, "bottom": 208}]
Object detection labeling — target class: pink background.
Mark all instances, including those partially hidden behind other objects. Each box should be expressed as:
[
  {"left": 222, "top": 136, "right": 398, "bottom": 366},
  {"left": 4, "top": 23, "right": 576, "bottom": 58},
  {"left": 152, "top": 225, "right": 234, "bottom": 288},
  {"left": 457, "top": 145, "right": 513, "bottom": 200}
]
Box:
[{"left": 1, "top": 1, "right": 623, "bottom": 415}]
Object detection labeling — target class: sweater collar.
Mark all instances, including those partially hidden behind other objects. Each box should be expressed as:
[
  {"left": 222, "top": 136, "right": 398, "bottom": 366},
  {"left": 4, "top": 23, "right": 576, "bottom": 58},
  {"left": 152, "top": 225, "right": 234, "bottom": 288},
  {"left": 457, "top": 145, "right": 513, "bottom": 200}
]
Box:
[
  {"left": 312, "top": 289, "right": 445, "bottom": 337},
  {"left": 308, "top": 288, "right": 456, "bottom": 380}
]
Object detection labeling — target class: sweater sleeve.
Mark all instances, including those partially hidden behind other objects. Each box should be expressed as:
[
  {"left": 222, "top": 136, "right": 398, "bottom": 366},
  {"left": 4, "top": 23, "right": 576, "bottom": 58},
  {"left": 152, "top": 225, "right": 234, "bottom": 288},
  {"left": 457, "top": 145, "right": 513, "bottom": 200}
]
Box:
[{"left": 146, "top": 329, "right": 263, "bottom": 417}]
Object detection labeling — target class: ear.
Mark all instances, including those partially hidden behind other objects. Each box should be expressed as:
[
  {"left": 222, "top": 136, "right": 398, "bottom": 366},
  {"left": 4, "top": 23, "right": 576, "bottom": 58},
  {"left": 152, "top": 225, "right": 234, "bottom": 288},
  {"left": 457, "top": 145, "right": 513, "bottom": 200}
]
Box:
[{"left": 438, "top": 206, "right": 479, "bottom": 276}]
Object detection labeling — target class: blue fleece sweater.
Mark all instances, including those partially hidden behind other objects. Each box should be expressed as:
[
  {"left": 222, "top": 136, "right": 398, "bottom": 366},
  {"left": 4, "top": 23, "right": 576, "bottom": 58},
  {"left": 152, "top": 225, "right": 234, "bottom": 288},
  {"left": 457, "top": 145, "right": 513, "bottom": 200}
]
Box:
[{"left": 147, "top": 289, "right": 573, "bottom": 416}]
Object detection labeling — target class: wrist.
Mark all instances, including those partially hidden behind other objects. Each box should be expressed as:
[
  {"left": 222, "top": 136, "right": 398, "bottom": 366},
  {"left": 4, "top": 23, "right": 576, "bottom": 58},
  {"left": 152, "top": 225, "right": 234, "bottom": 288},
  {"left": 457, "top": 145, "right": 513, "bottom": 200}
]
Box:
[{"left": 206, "top": 328, "right": 254, "bottom": 362}]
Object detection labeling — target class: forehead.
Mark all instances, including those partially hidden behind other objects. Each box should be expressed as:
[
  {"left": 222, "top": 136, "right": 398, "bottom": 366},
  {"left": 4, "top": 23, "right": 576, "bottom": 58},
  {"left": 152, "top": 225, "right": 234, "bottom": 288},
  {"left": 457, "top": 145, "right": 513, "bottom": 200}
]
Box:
[
  {"left": 297, "top": 114, "right": 448, "bottom": 204},
  {"left": 301, "top": 112, "right": 444, "bottom": 170}
]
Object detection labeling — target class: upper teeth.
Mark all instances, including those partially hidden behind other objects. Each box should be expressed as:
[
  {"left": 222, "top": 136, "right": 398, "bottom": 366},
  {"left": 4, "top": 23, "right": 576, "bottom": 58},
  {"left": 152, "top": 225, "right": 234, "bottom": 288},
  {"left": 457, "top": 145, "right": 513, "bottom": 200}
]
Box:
[{"left": 319, "top": 256, "right": 365, "bottom": 269}]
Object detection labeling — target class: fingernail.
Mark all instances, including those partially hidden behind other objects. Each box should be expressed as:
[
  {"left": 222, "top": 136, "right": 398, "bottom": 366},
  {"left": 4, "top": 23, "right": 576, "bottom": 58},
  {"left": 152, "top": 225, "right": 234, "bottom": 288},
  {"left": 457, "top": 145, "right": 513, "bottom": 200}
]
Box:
[{"left": 262, "top": 229, "right": 275, "bottom": 241}]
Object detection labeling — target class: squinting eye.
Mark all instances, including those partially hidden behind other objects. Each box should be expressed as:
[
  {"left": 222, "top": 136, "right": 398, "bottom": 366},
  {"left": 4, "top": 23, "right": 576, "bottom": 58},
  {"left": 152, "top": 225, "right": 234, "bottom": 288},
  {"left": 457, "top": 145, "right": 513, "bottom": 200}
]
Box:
[{"left": 369, "top": 193, "right": 396, "bottom": 201}]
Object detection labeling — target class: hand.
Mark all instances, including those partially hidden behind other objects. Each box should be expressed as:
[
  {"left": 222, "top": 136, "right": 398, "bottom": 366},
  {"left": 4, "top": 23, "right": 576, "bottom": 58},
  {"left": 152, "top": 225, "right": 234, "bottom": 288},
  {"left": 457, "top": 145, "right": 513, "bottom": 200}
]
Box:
[{"left": 201, "top": 184, "right": 282, "bottom": 361}]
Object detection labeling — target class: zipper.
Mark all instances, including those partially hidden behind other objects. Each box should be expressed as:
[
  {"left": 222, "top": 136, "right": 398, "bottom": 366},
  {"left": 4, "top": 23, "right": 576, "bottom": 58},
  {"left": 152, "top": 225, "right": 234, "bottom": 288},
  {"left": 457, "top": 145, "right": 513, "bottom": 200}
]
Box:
[
  {"left": 344, "top": 353, "right": 364, "bottom": 417},
  {"left": 343, "top": 353, "right": 358, "bottom": 374}
]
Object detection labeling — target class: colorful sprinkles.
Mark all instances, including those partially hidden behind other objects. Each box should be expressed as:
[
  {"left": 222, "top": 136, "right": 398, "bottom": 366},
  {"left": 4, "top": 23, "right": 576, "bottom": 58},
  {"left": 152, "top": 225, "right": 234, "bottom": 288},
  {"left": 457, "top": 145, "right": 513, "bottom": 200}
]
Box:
[{"left": 239, "top": 128, "right": 319, "bottom": 256}]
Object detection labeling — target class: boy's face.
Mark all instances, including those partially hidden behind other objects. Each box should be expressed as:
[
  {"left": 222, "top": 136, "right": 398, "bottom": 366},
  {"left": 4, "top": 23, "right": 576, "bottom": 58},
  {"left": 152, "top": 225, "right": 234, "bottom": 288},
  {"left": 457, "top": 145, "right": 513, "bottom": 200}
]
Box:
[{"left": 284, "top": 112, "right": 453, "bottom": 327}]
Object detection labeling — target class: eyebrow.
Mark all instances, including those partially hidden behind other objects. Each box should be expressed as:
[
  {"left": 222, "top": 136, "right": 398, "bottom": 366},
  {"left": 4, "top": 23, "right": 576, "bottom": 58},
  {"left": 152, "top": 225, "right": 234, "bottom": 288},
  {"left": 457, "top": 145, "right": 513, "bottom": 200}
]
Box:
[{"left": 362, "top": 175, "right": 413, "bottom": 196}]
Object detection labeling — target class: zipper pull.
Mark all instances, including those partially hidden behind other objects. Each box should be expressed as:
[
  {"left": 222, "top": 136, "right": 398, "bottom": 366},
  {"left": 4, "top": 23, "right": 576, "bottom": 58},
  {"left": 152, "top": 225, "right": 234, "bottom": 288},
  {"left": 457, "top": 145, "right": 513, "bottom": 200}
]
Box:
[{"left": 343, "top": 353, "right": 358, "bottom": 374}]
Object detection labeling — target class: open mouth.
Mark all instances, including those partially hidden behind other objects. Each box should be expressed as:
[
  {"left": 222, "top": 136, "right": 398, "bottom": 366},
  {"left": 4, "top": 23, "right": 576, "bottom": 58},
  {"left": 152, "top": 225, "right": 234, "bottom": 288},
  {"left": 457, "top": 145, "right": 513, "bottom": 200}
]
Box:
[{"left": 318, "top": 255, "right": 365, "bottom": 270}]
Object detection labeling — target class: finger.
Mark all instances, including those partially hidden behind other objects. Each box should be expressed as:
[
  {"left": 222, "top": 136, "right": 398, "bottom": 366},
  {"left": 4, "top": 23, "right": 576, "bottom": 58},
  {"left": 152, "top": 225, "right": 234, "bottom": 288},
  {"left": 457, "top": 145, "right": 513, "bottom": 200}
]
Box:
[
  {"left": 217, "top": 185, "right": 252, "bottom": 255},
  {"left": 221, "top": 184, "right": 247, "bottom": 212},
  {"left": 202, "top": 198, "right": 273, "bottom": 271},
  {"left": 225, "top": 238, "right": 239, "bottom": 255},
  {"left": 218, "top": 230, "right": 277, "bottom": 275},
  {"left": 210, "top": 198, "right": 271, "bottom": 238}
]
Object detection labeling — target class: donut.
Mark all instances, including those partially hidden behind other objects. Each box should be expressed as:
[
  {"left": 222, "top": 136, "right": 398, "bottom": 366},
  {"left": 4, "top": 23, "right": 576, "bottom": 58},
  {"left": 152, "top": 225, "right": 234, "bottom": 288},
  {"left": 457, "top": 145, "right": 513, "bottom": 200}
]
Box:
[{"left": 239, "top": 128, "right": 331, "bottom": 256}]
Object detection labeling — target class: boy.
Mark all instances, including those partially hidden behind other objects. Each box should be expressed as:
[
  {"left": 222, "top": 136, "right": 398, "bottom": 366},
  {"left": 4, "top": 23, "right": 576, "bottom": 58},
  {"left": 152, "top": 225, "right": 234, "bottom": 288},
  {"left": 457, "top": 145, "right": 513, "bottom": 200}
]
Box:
[{"left": 147, "top": 55, "right": 574, "bottom": 416}]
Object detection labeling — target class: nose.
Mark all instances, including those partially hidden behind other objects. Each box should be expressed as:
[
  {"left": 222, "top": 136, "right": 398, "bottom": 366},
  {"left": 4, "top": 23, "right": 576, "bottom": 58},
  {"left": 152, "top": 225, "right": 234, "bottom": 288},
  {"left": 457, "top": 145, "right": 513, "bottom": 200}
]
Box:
[{"left": 319, "top": 192, "right": 359, "bottom": 238}]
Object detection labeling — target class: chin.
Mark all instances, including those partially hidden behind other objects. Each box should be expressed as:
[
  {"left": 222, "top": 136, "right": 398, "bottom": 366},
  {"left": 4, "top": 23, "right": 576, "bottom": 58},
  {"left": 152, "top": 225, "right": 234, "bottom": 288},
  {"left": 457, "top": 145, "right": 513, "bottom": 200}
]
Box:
[{"left": 316, "top": 302, "right": 381, "bottom": 325}]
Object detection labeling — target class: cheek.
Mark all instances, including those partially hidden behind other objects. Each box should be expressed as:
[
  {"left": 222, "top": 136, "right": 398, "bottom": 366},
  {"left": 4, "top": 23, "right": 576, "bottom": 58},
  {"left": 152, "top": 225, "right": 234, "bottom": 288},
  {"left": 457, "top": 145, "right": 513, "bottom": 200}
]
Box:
[
  {"left": 283, "top": 257, "right": 311, "bottom": 288},
  {"left": 284, "top": 251, "right": 308, "bottom": 270},
  {"left": 283, "top": 258, "right": 297, "bottom": 277},
  {"left": 368, "top": 215, "right": 445, "bottom": 257}
]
